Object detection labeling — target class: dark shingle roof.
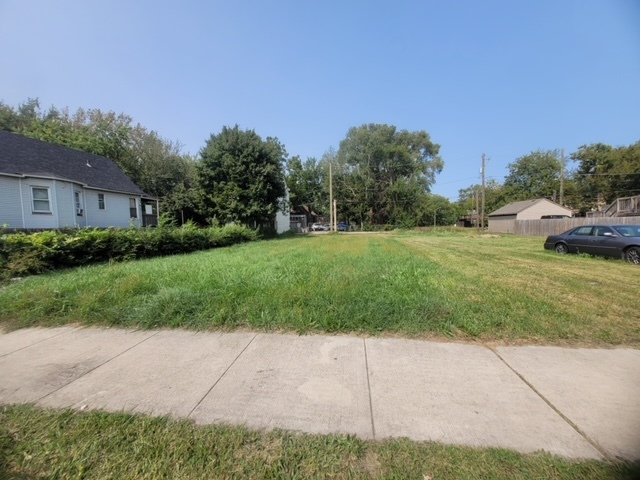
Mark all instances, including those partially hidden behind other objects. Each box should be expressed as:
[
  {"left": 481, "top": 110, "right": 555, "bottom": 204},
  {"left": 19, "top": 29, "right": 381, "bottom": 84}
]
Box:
[{"left": 0, "top": 131, "right": 148, "bottom": 196}]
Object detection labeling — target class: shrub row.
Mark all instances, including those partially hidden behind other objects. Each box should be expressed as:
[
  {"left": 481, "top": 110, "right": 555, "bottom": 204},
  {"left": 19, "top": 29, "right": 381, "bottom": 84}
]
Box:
[{"left": 0, "top": 223, "right": 258, "bottom": 279}]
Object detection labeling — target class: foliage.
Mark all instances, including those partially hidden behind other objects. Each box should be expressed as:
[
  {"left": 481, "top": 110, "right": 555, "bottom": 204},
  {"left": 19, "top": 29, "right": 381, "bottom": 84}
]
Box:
[
  {"left": 334, "top": 124, "right": 443, "bottom": 226},
  {"left": 2, "top": 233, "right": 638, "bottom": 345},
  {"left": 285, "top": 155, "right": 329, "bottom": 213},
  {"left": 570, "top": 141, "right": 640, "bottom": 213},
  {"left": 198, "top": 125, "right": 287, "bottom": 227},
  {"left": 457, "top": 179, "right": 508, "bottom": 218},
  {"left": 457, "top": 141, "right": 640, "bottom": 216},
  {"left": 502, "top": 150, "right": 563, "bottom": 202},
  {"left": 0, "top": 224, "right": 258, "bottom": 280}
]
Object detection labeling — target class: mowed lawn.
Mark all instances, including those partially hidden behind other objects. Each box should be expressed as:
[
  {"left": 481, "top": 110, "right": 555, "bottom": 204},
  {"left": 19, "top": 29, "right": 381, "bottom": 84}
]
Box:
[
  {"left": 2, "top": 405, "right": 637, "bottom": 480},
  {"left": 1, "top": 231, "right": 638, "bottom": 345}
]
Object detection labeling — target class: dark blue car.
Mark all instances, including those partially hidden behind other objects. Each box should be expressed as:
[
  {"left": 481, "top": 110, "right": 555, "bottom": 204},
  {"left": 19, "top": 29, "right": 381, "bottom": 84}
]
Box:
[{"left": 543, "top": 224, "right": 640, "bottom": 264}]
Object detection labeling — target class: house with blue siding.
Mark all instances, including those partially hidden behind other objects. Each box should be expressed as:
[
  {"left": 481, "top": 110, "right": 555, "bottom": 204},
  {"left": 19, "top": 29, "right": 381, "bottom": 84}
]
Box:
[{"left": 0, "top": 131, "right": 157, "bottom": 229}]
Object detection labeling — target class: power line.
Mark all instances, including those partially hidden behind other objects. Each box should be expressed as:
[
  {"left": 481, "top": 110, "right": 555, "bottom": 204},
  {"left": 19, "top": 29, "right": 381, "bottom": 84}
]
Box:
[
  {"left": 436, "top": 176, "right": 481, "bottom": 185},
  {"left": 574, "top": 172, "right": 640, "bottom": 176}
]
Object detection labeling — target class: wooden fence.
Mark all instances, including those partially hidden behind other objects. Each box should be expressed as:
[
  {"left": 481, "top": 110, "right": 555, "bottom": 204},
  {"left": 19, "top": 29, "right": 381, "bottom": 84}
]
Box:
[{"left": 489, "top": 217, "right": 640, "bottom": 237}]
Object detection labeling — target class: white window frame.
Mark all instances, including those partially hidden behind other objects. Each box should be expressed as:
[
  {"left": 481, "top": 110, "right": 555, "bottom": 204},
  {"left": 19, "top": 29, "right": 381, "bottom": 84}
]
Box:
[
  {"left": 31, "top": 186, "right": 51, "bottom": 213},
  {"left": 98, "top": 193, "right": 106, "bottom": 210},
  {"left": 129, "top": 197, "right": 138, "bottom": 218},
  {"left": 74, "top": 191, "right": 83, "bottom": 216}
]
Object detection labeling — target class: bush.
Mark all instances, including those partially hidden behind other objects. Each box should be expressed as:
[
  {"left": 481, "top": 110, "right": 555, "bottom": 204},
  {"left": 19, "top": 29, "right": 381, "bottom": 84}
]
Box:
[{"left": 0, "top": 224, "right": 258, "bottom": 280}]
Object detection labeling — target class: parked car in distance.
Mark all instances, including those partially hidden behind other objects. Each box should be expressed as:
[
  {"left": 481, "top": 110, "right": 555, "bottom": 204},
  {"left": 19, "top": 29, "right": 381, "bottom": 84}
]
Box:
[
  {"left": 543, "top": 224, "right": 640, "bottom": 264},
  {"left": 541, "top": 215, "right": 570, "bottom": 219},
  {"left": 337, "top": 222, "right": 349, "bottom": 231},
  {"left": 310, "top": 223, "right": 329, "bottom": 231}
]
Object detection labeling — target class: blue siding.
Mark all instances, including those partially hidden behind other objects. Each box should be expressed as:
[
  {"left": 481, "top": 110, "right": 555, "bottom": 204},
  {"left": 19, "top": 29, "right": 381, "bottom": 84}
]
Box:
[
  {"left": 85, "top": 189, "right": 141, "bottom": 228},
  {"left": 0, "top": 176, "right": 24, "bottom": 227}
]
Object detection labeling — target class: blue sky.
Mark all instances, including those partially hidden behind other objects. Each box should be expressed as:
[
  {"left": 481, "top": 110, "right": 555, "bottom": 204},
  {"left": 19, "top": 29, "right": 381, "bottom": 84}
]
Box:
[{"left": 1, "top": 0, "right": 639, "bottom": 200}]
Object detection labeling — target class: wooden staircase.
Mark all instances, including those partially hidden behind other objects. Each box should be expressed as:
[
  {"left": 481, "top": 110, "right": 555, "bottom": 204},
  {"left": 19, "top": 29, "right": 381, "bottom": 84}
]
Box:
[{"left": 593, "top": 195, "right": 640, "bottom": 217}]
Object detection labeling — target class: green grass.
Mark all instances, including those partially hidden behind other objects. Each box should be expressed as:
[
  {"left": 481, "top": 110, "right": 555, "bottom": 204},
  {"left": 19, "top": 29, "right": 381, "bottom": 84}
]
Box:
[
  {"left": 1, "top": 231, "right": 639, "bottom": 345},
  {"left": 1, "top": 405, "right": 637, "bottom": 479}
]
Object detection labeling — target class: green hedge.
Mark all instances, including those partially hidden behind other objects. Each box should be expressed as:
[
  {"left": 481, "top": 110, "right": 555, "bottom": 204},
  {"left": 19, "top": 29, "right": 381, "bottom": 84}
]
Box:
[{"left": 0, "top": 224, "right": 258, "bottom": 279}]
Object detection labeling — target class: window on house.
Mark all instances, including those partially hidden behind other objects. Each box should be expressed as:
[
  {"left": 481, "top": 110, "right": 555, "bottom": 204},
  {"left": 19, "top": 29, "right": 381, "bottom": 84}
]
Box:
[
  {"left": 74, "top": 191, "right": 83, "bottom": 216},
  {"left": 31, "top": 187, "right": 51, "bottom": 213},
  {"left": 129, "top": 198, "right": 137, "bottom": 218},
  {"left": 98, "top": 193, "right": 105, "bottom": 210}
]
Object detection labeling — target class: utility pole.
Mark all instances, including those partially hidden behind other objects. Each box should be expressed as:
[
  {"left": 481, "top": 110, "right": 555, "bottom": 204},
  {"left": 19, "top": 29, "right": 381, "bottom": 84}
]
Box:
[
  {"left": 475, "top": 188, "right": 479, "bottom": 231},
  {"left": 333, "top": 199, "right": 337, "bottom": 231},
  {"left": 481, "top": 153, "right": 486, "bottom": 231},
  {"left": 559, "top": 148, "right": 565, "bottom": 206},
  {"left": 329, "top": 162, "right": 333, "bottom": 231}
]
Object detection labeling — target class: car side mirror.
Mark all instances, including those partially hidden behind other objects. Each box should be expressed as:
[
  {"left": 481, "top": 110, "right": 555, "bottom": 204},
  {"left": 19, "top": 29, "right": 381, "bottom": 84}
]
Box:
[{"left": 603, "top": 232, "right": 615, "bottom": 237}]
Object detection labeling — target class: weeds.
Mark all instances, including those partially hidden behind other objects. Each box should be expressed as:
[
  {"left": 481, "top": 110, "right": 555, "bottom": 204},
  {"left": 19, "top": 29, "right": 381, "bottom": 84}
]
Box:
[{"left": 1, "top": 232, "right": 638, "bottom": 345}]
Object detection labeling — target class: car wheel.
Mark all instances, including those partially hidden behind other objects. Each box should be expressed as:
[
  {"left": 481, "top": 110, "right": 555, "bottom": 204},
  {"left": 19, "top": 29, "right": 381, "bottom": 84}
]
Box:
[
  {"left": 625, "top": 246, "right": 640, "bottom": 265},
  {"left": 555, "top": 243, "right": 568, "bottom": 254}
]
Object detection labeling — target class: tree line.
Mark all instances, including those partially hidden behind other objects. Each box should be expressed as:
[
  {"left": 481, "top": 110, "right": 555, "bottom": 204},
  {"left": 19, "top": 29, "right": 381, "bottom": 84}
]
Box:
[
  {"left": 458, "top": 144, "right": 640, "bottom": 219},
  {"left": 2, "top": 98, "right": 638, "bottom": 229}
]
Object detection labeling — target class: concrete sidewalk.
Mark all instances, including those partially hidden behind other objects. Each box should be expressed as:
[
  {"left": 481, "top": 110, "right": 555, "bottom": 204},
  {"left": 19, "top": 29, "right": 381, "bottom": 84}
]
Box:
[{"left": 1, "top": 326, "right": 638, "bottom": 461}]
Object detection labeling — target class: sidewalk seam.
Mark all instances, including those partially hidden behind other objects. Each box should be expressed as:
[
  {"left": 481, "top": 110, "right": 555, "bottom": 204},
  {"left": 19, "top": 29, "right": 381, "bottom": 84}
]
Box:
[
  {"left": 0, "top": 328, "right": 73, "bottom": 359},
  {"left": 487, "top": 346, "right": 612, "bottom": 461},
  {"left": 36, "top": 330, "right": 159, "bottom": 403},
  {"left": 363, "top": 338, "right": 376, "bottom": 440},
  {"left": 187, "top": 333, "right": 257, "bottom": 419}
]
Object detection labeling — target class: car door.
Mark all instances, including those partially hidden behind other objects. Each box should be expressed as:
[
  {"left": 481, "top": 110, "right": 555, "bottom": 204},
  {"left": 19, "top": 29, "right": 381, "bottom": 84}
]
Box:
[
  {"left": 591, "top": 226, "right": 619, "bottom": 257},
  {"left": 565, "top": 226, "right": 594, "bottom": 253}
]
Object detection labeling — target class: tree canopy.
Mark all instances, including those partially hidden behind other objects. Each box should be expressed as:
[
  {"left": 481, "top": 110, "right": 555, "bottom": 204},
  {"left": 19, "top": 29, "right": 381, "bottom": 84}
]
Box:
[
  {"left": 198, "top": 125, "right": 287, "bottom": 228},
  {"left": 502, "top": 150, "right": 563, "bottom": 202},
  {"left": 284, "top": 155, "right": 328, "bottom": 213},
  {"left": 333, "top": 124, "right": 443, "bottom": 226},
  {"left": 570, "top": 141, "right": 640, "bottom": 213}
]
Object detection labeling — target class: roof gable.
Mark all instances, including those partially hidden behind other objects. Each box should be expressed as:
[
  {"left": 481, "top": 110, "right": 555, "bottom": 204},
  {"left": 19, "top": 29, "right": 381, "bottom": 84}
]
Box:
[
  {"left": 0, "top": 131, "right": 147, "bottom": 196},
  {"left": 488, "top": 198, "right": 570, "bottom": 216}
]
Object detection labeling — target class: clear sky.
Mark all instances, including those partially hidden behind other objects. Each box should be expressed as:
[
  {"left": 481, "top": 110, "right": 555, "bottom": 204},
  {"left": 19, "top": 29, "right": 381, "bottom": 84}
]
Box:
[{"left": 1, "top": 0, "right": 639, "bottom": 200}]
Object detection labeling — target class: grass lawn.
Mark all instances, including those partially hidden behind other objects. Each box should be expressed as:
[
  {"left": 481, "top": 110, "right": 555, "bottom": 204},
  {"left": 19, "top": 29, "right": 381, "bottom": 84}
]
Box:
[
  {"left": 1, "top": 405, "right": 637, "bottom": 479},
  {"left": 0, "top": 231, "right": 638, "bottom": 345}
]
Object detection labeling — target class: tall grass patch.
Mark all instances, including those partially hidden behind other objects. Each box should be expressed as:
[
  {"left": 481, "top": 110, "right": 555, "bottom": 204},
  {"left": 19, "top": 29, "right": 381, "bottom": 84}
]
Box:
[{"left": 1, "top": 232, "right": 638, "bottom": 345}]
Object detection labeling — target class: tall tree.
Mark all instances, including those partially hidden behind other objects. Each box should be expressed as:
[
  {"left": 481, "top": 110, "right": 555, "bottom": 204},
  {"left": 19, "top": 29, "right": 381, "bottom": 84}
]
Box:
[
  {"left": 334, "top": 124, "right": 443, "bottom": 226},
  {"left": 571, "top": 141, "right": 640, "bottom": 213},
  {"left": 198, "top": 125, "right": 287, "bottom": 227},
  {"left": 503, "top": 150, "right": 562, "bottom": 202},
  {"left": 284, "top": 155, "right": 328, "bottom": 213}
]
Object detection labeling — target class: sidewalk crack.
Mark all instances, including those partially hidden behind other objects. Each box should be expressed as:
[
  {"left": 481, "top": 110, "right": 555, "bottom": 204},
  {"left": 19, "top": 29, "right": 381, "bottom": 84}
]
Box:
[
  {"left": 486, "top": 345, "right": 612, "bottom": 461},
  {"left": 187, "top": 332, "right": 257, "bottom": 418},
  {"left": 0, "top": 328, "right": 73, "bottom": 359},
  {"left": 363, "top": 338, "right": 376, "bottom": 440},
  {"left": 37, "top": 330, "right": 159, "bottom": 403}
]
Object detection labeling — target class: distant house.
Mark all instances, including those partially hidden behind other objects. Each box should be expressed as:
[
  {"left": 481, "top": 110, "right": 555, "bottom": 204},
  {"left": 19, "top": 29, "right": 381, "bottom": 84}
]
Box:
[
  {"left": 289, "top": 204, "right": 319, "bottom": 232},
  {"left": 0, "top": 131, "right": 157, "bottom": 229},
  {"left": 488, "top": 198, "right": 572, "bottom": 233}
]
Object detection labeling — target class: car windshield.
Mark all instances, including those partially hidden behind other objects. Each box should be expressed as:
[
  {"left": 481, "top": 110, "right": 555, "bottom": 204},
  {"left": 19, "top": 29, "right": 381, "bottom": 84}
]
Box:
[{"left": 613, "top": 226, "right": 640, "bottom": 237}]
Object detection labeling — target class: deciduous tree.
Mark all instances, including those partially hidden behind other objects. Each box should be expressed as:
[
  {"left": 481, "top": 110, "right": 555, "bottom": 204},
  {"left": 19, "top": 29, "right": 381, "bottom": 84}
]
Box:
[
  {"left": 334, "top": 124, "right": 443, "bottom": 226},
  {"left": 198, "top": 125, "right": 287, "bottom": 228},
  {"left": 503, "top": 150, "right": 562, "bottom": 202}
]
